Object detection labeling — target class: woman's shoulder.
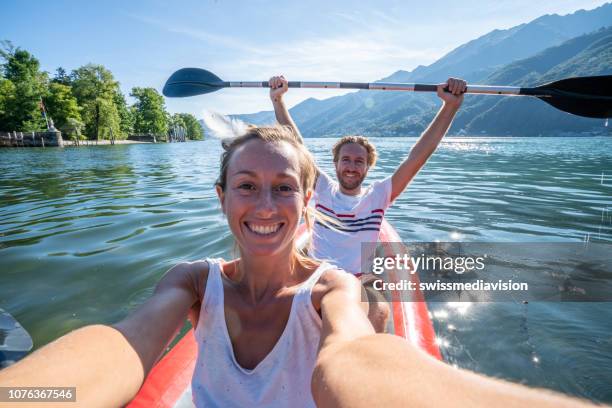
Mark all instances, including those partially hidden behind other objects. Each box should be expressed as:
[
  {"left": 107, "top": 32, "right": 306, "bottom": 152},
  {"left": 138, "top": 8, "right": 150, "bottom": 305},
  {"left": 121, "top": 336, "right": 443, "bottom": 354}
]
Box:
[
  {"left": 159, "top": 259, "right": 212, "bottom": 303},
  {"left": 314, "top": 261, "right": 354, "bottom": 280},
  {"left": 311, "top": 265, "right": 362, "bottom": 309}
]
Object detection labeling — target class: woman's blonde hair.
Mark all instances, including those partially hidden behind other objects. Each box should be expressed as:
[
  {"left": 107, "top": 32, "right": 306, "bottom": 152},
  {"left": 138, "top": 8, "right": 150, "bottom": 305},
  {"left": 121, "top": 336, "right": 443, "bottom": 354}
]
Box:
[{"left": 215, "top": 125, "right": 320, "bottom": 269}]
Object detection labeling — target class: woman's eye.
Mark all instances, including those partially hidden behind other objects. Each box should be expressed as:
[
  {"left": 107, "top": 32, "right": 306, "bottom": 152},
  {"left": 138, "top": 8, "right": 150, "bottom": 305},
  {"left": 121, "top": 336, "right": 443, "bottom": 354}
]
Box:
[
  {"left": 238, "top": 183, "right": 255, "bottom": 190},
  {"left": 277, "top": 185, "right": 294, "bottom": 193}
]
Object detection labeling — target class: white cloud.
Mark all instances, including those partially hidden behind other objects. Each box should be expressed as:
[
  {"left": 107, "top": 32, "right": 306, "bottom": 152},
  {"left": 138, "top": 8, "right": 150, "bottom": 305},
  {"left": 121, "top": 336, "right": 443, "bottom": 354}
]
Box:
[
  {"left": 130, "top": 11, "right": 447, "bottom": 116},
  {"left": 131, "top": 13, "right": 442, "bottom": 80}
]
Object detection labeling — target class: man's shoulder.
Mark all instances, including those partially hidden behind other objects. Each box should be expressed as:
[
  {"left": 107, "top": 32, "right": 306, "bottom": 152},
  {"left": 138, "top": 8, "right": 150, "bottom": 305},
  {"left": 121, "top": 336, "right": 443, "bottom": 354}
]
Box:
[{"left": 364, "top": 176, "right": 393, "bottom": 204}]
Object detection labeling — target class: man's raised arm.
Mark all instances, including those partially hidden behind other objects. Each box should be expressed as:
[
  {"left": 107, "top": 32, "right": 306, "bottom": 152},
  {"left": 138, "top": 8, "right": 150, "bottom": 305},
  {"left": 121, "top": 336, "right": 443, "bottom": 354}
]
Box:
[
  {"left": 269, "top": 75, "right": 325, "bottom": 180},
  {"left": 269, "top": 75, "right": 305, "bottom": 144},
  {"left": 390, "top": 77, "right": 466, "bottom": 202}
]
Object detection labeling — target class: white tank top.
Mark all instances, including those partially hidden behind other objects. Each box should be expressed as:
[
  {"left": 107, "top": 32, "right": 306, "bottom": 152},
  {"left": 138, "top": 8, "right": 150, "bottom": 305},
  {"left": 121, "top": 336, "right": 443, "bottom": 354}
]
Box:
[{"left": 191, "top": 258, "right": 333, "bottom": 408}]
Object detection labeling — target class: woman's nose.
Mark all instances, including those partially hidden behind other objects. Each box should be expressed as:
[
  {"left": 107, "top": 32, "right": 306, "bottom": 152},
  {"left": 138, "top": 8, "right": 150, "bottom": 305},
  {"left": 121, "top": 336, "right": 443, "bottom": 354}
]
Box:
[{"left": 255, "top": 188, "right": 276, "bottom": 217}]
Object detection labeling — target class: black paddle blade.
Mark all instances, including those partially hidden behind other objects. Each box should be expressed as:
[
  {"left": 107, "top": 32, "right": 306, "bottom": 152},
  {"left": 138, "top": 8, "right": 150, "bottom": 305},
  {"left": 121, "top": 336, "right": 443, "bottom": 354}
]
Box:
[
  {"left": 535, "top": 75, "right": 612, "bottom": 118},
  {"left": 163, "top": 68, "right": 226, "bottom": 97}
]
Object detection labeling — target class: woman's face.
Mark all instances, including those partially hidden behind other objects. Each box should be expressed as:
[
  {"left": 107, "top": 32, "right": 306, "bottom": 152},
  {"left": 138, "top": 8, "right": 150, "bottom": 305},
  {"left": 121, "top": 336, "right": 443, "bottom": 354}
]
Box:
[{"left": 216, "top": 139, "right": 310, "bottom": 258}]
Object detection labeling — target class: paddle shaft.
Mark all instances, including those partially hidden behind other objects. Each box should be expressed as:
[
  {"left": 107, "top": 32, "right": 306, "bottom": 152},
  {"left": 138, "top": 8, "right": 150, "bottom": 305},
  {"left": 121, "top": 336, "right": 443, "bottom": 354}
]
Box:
[
  {"left": 218, "top": 80, "right": 557, "bottom": 97},
  {"left": 163, "top": 69, "right": 612, "bottom": 117}
]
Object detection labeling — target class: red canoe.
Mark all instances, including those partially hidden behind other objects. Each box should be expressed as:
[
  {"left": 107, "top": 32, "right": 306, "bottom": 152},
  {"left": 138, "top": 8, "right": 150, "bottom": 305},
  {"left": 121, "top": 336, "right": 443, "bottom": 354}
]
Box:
[{"left": 128, "top": 220, "right": 441, "bottom": 407}]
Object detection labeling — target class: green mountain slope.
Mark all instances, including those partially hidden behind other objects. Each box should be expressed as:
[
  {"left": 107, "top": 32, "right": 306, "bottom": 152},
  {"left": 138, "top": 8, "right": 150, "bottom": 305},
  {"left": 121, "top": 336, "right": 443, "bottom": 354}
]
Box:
[{"left": 457, "top": 27, "right": 612, "bottom": 136}]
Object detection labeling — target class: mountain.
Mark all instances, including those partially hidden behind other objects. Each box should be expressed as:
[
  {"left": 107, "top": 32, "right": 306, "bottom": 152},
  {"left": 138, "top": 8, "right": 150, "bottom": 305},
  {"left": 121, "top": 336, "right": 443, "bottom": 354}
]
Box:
[
  {"left": 231, "top": 3, "right": 612, "bottom": 137},
  {"left": 454, "top": 26, "right": 612, "bottom": 136},
  {"left": 393, "top": 2, "right": 612, "bottom": 84}
]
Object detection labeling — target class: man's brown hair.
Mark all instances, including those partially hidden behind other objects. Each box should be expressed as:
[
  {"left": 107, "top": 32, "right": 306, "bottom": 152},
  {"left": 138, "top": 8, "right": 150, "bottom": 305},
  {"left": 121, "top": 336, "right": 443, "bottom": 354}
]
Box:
[{"left": 332, "top": 135, "right": 377, "bottom": 167}]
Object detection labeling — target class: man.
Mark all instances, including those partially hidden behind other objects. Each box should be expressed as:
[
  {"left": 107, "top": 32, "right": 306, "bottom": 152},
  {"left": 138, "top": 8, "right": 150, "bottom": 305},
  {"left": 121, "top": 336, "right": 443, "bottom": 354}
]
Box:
[{"left": 269, "top": 75, "right": 466, "bottom": 331}]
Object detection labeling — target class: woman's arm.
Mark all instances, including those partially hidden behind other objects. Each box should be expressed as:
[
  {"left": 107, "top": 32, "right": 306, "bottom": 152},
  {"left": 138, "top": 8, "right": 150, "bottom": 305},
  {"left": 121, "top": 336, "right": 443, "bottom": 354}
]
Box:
[
  {"left": 312, "top": 333, "right": 598, "bottom": 408},
  {"left": 311, "top": 270, "right": 597, "bottom": 408},
  {"left": 113, "top": 260, "right": 206, "bottom": 374},
  {"left": 316, "top": 269, "right": 374, "bottom": 350},
  {"left": 312, "top": 272, "right": 598, "bottom": 408},
  {"left": 0, "top": 261, "right": 207, "bottom": 408}
]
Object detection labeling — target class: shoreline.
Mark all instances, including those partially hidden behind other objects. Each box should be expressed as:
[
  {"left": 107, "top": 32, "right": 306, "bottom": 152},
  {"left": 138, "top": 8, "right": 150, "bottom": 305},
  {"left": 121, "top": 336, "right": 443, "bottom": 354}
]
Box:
[{"left": 66, "top": 139, "right": 156, "bottom": 146}]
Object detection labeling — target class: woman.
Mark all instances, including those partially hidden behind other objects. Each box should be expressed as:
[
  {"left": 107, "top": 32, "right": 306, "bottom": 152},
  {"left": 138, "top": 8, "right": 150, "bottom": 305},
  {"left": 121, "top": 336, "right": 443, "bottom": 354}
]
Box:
[
  {"left": 0, "top": 126, "right": 598, "bottom": 408},
  {"left": 0, "top": 125, "right": 373, "bottom": 407}
]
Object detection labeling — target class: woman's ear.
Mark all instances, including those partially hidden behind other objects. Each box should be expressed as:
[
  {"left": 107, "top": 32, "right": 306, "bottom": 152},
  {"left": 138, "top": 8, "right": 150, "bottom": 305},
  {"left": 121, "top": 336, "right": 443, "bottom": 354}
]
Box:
[
  {"left": 215, "top": 185, "right": 226, "bottom": 214},
  {"left": 303, "top": 190, "right": 312, "bottom": 208}
]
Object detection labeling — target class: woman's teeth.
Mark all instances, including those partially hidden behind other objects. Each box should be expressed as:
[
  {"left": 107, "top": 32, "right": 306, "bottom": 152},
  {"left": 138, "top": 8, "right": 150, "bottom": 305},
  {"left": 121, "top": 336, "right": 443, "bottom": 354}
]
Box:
[{"left": 247, "top": 223, "right": 282, "bottom": 235}]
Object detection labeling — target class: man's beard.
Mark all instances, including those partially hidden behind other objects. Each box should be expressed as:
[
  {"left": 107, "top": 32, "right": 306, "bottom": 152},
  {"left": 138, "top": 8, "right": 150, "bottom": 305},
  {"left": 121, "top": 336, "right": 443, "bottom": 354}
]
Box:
[{"left": 337, "top": 171, "right": 365, "bottom": 191}]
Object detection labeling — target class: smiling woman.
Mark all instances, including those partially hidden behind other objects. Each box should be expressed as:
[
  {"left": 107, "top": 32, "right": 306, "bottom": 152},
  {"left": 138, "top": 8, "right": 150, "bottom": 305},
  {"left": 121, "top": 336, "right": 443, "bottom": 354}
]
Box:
[{"left": 214, "top": 125, "right": 318, "bottom": 262}]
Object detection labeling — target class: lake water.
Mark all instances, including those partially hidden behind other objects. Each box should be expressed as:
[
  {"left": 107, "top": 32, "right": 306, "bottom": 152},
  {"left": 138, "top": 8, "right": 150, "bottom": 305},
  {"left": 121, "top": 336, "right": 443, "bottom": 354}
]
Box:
[{"left": 1, "top": 137, "right": 611, "bottom": 403}]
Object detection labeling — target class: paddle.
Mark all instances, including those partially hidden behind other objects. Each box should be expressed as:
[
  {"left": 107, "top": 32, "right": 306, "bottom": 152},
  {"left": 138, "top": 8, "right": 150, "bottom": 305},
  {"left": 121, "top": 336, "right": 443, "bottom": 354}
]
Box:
[
  {"left": 0, "top": 308, "right": 33, "bottom": 369},
  {"left": 162, "top": 68, "right": 612, "bottom": 119}
]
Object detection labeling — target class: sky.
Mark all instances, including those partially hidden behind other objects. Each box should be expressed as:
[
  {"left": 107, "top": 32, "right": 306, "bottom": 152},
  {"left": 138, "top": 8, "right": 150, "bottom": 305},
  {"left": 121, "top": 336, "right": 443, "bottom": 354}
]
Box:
[{"left": 2, "top": 0, "right": 610, "bottom": 117}]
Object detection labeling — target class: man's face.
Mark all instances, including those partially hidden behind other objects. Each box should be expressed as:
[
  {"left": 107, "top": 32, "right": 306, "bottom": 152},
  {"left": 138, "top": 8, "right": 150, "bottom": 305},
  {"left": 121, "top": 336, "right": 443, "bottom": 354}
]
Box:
[{"left": 334, "top": 143, "right": 369, "bottom": 194}]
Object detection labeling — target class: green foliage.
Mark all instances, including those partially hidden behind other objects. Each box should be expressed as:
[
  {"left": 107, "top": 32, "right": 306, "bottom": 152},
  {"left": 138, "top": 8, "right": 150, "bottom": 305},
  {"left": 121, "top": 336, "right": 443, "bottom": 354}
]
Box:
[
  {"left": 52, "top": 67, "right": 71, "bottom": 86},
  {"left": 65, "top": 117, "right": 86, "bottom": 141},
  {"left": 169, "top": 112, "right": 186, "bottom": 130},
  {"left": 113, "top": 91, "right": 133, "bottom": 138},
  {"left": 1, "top": 42, "right": 199, "bottom": 140},
  {"left": 0, "top": 79, "right": 16, "bottom": 126},
  {"left": 44, "top": 82, "right": 81, "bottom": 131},
  {"left": 70, "top": 64, "right": 121, "bottom": 139},
  {"left": 0, "top": 41, "right": 48, "bottom": 131},
  {"left": 168, "top": 113, "right": 203, "bottom": 140},
  {"left": 178, "top": 113, "right": 204, "bottom": 140},
  {"left": 130, "top": 87, "right": 168, "bottom": 135}
]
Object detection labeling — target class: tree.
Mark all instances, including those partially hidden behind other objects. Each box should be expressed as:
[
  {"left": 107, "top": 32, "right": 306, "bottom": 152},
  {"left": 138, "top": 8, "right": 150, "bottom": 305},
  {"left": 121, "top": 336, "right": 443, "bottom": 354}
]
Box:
[
  {"left": 169, "top": 112, "right": 186, "bottom": 130},
  {"left": 65, "top": 117, "right": 85, "bottom": 143},
  {"left": 95, "top": 96, "right": 121, "bottom": 140},
  {"left": 0, "top": 79, "right": 16, "bottom": 129},
  {"left": 44, "top": 82, "right": 81, "bottom": 131},
  {"left": 71, "top": 64, "right": 121, "bottom": 139},
  {"left": 178, "top": 113, "right": 204, "bottom": 140},
  {"left": 113, "top": 91, "right": 133, "bottom": 137},
  {"left": 52, "top": 67, "right": 71, "bottom": 86},
  {"left": 130, "top": 87, "right": 168, "bottom": 135},
  {"left": 0, "top": 41, "right": 48, "bottom": 131}
]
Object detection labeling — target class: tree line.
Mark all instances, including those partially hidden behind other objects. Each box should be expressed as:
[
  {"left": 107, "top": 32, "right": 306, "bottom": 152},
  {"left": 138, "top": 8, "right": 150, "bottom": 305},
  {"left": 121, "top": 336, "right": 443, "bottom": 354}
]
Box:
[{"left": 0, "top": 41, "right": 203, "bottom": 141}]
